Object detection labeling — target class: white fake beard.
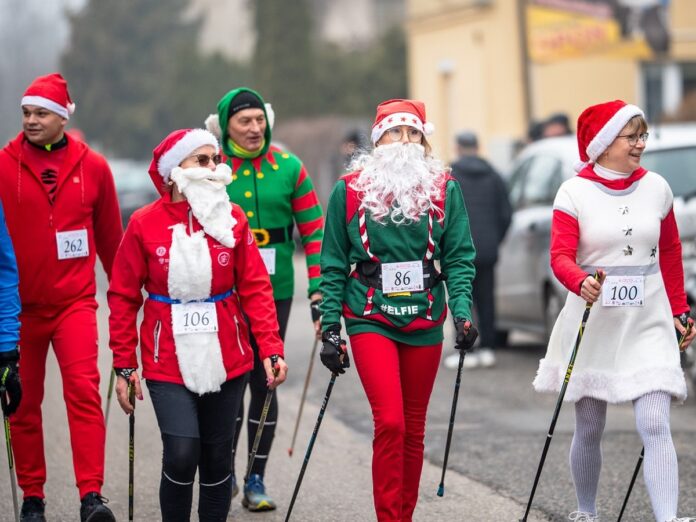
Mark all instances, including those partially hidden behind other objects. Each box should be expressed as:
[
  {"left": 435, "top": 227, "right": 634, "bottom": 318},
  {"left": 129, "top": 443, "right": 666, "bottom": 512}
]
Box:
[
  {"left": 167, "top": 223, "right": 226, "bottom": 394},
  {"left": 170, "top": 163, "right": 236, "bottom": 247},
  {"left": 349, "top": 142, "right": 448, "bottom": 225}
]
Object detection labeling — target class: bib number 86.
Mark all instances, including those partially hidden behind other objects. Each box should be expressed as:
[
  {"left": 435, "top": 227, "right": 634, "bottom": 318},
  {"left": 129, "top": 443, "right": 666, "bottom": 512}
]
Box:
[{"left": 393, "top": 271, "right": 411, "bottom": 286}]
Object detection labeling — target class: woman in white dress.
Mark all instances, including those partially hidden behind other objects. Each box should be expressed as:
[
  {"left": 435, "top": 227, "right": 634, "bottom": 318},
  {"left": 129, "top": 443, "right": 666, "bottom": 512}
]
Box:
[{"left": 533, "top": 100, "right": 696, "bottom": 522}]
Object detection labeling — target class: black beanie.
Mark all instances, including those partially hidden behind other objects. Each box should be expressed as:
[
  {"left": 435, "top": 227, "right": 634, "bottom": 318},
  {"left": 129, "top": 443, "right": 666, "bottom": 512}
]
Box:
[{"left": 229, "top": 91, "right": 264, "bottom": 116}]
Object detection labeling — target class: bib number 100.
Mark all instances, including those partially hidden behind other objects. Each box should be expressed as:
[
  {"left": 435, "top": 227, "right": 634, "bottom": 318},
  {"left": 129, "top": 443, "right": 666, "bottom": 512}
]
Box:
[
  {"left": 610, "top": 285, "right": 638, "bottom": 301},
  {"left": 602, "top": 275, "right": 644, "bottom": 307}
]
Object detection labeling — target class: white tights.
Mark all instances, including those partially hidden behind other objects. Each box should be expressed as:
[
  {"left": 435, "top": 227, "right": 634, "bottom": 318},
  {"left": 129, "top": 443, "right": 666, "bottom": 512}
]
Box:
[{"left": 570, "top": 391, "right": 678, "bottom": 522}]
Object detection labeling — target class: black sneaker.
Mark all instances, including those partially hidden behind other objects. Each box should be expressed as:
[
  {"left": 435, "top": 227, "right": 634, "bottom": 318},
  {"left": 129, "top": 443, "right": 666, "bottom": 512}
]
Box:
[
  {"left": 80, "top": 492, "right": 115, "bottom": 522},
  {"left": 20, "top": 497, "right": 46, "bottom": 522}
]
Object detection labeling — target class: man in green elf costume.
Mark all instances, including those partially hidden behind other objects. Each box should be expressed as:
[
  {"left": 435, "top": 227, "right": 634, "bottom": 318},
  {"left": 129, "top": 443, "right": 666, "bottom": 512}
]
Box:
[{"left": 206, "top": 88, "right": 323, "bottom": 511}]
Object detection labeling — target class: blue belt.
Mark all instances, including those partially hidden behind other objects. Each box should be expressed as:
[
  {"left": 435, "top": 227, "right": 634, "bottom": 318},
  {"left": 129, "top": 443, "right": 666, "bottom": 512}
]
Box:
[{"left": 148, "top": 289, "right": 233, "bottom": 305}]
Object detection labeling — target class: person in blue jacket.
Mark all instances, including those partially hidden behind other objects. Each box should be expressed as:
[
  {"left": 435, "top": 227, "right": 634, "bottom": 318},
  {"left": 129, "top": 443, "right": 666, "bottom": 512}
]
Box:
[{"left": 0, "top": 200, "right": 22, "bottom": 417}]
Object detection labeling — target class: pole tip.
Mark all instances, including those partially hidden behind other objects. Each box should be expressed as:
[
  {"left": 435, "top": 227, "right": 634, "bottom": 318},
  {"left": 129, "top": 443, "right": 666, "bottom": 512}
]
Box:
[
  {"left": 437, "top": 484, "right": 444, "bottom": 497},
  {"left": 287, "top": 448, "right": 293, "bottom": 457}
]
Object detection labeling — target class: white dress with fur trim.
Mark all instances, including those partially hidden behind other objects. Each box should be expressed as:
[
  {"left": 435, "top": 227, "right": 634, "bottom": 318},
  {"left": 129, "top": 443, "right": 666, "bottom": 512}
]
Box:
[{"left": 533, "top": 171, "right": 687, "bottom": 403}]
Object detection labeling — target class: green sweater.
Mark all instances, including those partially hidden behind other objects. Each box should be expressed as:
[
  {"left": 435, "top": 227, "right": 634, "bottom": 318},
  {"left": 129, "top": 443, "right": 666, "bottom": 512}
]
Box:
[
  {"left": 226, "top": 145, "right": 323, "bottom": 300},
  {"left": 320, "top": 173, "right": 476, "bottom": 345}
]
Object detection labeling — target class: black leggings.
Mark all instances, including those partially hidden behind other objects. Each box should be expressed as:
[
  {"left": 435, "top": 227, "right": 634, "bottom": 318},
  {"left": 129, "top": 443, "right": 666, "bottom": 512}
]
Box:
[
  {"left": 232, "top": 298, "right": 292, "bottom": 478},
  {"left": 148, "top": 376, "right": 246, "bottom": 522}
]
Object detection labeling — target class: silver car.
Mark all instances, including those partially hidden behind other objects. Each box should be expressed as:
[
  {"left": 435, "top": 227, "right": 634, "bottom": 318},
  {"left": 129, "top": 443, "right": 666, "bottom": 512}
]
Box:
[{"left": 495, "top": 124, "right": 696, "bottom": 347}]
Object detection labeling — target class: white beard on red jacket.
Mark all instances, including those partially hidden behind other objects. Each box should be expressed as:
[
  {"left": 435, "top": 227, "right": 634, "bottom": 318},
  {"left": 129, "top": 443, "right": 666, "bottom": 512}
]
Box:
[
  {"left": 167, "top": 163, "right": 235, "bottom": 394},
  {"left": 349, "top": 142, "right": 447, "bottom": 225}
]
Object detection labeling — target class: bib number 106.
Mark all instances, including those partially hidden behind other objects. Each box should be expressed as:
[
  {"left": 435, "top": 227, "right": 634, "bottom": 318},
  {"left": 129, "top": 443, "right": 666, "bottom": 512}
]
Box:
[{"left": 172, "top": 302, "right": 219, "bottom": 334}]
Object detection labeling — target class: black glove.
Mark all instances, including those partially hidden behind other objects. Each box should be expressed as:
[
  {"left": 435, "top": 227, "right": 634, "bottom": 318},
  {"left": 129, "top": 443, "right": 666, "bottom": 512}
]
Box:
[
  {"left": 0, "top": 348, "right": 22, "bottom": 416},
  {"left": 310, "top": 299, "right": 322, "bottom": 323},
  {"left": 675, "top": 312, "right": 694, "bottom": 346},
  {"left": 114, "top": 368, "right": 137, "bottom": 382},
  {"left": 320, "top": 325, "right": 350, "bottom": 375},
  {"left": 454, "top": 318, "right": 478, "bottom": 352}
]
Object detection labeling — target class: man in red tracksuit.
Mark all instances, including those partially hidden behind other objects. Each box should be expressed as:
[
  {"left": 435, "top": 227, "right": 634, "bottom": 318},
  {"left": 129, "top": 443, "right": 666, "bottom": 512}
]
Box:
[{"left": 0, "top": 73, "right": 122, "bottom": 522}]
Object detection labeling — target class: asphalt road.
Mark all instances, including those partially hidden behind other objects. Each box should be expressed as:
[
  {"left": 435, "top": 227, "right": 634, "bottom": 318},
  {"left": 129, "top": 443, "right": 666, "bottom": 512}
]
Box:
[{"left": 0, "top": 258, "right": 693, "bottom": 521}]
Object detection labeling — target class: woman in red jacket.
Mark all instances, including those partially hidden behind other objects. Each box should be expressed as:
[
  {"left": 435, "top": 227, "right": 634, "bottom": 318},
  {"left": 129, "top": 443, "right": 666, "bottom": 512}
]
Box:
[{"left": 108, "top": 128, "right": 287, "bottom": 521}]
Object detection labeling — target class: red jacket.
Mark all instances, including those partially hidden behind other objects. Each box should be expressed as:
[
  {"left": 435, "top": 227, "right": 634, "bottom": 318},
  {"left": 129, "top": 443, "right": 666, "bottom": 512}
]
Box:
[
  {"left": 108, "top": 192, "right": 283, "bottom": 384},
  {"left": 0, "top": 132, "right": 123, "bottom": 312}
]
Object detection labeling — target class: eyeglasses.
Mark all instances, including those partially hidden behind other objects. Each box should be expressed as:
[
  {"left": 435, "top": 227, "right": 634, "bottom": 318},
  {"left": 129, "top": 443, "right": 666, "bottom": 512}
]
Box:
[
  {"left": 386, "top": 126, "right": 424, "bottom": 143},
  {"left": 617, "top": 132, "right": 649, "bottom": 146},
  {"left": 185, "top": 153, "right": 223, "bottom": 167}
]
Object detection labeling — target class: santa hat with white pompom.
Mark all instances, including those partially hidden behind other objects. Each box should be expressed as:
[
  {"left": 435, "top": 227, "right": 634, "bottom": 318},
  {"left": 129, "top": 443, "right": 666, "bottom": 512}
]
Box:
[
  {"left": 21, "top": 73, "right": 76, "bottom": 120},
  {"left": 370, "top": 98, "right": 435, "bottom": 145}
]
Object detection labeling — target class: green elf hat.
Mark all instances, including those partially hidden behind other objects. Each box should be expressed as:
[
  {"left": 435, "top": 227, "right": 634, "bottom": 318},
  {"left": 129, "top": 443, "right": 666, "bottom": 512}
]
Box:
[{"left": 213, "top": 87, "right": 273, "bottom": 158}]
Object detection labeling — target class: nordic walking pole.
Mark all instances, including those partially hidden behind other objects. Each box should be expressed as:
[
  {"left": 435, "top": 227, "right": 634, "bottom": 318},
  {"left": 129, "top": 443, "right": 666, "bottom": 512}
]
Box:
[
  {"left": 285, "top": 351, "right": 345, "bottom": 522},
  {"left": 104, "top": 369, "right": 115, "bottom": 427},
  {"left": 616, "top": 447, "right": 644, "bottom": 521},
  {"left": 438, "top": 322, "right": 478, "bottom": 497},
  {"left": 288, "top": 338, "right": 319, "bottom": 457},
  {"left": 0, "top": 389, "right": 19, "bottom": 522},
  {"left": 617, "top": 321, "right": 692, "bottom": 521},
  {"left": 245, "top": 354, "right": 279, "bottom": 481},
  {"left": 128, "top": 381, "right": 135, "bottom": 522},
  {"left": 520, "top": 271, "right": 602, "bottom": 522}
]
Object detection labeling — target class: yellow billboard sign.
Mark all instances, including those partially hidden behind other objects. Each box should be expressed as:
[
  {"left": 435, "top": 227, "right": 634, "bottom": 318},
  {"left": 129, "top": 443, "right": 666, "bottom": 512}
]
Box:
[{"left": 527, "top": 1, "right": 669, "bottom": 63}]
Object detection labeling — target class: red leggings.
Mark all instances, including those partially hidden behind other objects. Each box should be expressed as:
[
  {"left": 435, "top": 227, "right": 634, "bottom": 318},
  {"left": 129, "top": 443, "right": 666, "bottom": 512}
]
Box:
[
  {"left": 350, "top": 333, "right": 442, "bottom": 522},
  {"left": 11, "top": 299, "right": 105, "bottom": 499}
]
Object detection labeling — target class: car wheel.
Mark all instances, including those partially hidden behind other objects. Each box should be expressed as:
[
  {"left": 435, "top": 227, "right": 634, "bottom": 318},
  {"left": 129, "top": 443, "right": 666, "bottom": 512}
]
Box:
[{"left": 544, "top": 286, "right": 564, "bottom": 341}]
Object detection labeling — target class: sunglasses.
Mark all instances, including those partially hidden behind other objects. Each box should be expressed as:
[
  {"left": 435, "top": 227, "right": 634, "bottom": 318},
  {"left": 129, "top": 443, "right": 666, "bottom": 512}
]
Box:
[{"left": 185, "top": 153, "right": 223, "bottom": 167}]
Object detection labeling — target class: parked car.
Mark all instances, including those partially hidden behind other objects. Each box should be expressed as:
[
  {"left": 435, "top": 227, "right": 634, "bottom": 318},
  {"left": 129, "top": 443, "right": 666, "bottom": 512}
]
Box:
[
  {"left": 495, "top": 124, "right": 696, "bottom": 350},
  {"left": 109, "top": 159, "right": 159, "bottom": 228}
]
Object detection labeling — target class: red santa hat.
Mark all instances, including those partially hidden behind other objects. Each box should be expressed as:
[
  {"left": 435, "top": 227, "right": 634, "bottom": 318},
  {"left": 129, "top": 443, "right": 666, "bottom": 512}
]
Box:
[
  {"left": 575, "top": 99, "right": 644, "bottom": 172},
  {"left": 21, "top": 73, "right": 76, "bottom": 120},
  {"left": 371, "top": 98, "right": 435, "bottom": 144},
  {"left": 148, "top": 129, "right": 219, "bottom": 189}
]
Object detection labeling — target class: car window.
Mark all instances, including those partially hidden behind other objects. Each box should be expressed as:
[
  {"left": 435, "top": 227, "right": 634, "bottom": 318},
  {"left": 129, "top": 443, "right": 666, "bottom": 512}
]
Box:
[
  {"left": 641, "top": 146, "right": 696, "bottom": 198},
  {"left": 508, "top": 157, "right": 532, "bottom": 209},
  {"left": 522, "top": 155, "right": 563, "bottom": 207}
]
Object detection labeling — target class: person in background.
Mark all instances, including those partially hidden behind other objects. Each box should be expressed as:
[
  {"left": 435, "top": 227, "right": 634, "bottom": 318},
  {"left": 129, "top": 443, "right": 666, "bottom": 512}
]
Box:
[
  {"left": 0, "top": 73, "right": 122, "bottom": 522},
  {"left": 319, "top": 99, "right": 477, "bottom": 521},
  {"left": 533, "top": 100, "right": 696, "bottom": 522},
  {"left": 444, "top": 131, "right": 512, "bottom": 370},
  {"left": 0, "top": 199, "right": 22, "bottom": 418},
  {"left": 542, "top": 112, "right": 573, "bottom": 138},
  {"left": 108, "top": 128, "right": 286, "bottom": 521},
  {"left": 207, "top": 87, "right": 323, "bottom": 511}
]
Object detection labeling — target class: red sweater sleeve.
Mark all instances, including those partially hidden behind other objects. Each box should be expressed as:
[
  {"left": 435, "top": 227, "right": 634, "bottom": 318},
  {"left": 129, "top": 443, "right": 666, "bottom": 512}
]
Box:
[
  {"left": 550, "top": 209, "right": 588, "bottom": 295},
  {"left": 659, "top": 207, "right": 689, "bottom": 315},
  {"left": 107, "top": 221, "right": 147, "bottom": 369},
  {"left": 232, "top": 208, "right": 284, "bottom": 360},
  {"left": 94, "top": 156, "right": 124, "bottom": 280}
]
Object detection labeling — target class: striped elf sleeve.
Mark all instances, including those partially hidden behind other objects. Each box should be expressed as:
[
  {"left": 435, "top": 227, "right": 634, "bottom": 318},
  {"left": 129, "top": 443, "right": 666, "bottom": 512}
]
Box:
[{"left": 292, "top": 165, "right": 324, "bottom": 297}]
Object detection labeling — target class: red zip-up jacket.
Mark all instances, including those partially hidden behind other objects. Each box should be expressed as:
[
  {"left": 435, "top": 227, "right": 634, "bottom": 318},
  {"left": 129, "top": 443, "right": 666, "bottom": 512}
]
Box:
[
  {"left": 0, "top": 132, "right": 123, "bottom": 312},
  {"left": 108, "top": 193, "right": 283, "bottom": 384}
]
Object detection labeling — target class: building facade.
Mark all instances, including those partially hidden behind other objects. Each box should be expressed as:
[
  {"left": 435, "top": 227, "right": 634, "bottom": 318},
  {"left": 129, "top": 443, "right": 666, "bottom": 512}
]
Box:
[{"left": 406, "top": 0, "right": 696, "bottom": 169}]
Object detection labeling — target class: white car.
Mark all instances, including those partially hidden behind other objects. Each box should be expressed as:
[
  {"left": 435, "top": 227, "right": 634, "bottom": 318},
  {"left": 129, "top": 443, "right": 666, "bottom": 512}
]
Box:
[{"left": 495, "top": 124, "right": 696, "bottom": 348}]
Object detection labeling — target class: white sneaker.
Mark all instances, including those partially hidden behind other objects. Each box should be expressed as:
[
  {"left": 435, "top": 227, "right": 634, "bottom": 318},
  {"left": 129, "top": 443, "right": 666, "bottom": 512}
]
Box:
[
  {"left": 462, "top": 350, "right": 481, "bottom": 369},
  {"left": 667, "top": 518, "right": 696, "bottom": 521},
  {"left": 568, "top": 512, "right": 599, "bottom": 521},
  {"left": 477, "top": 348, "right": 496, "bottom": 368},
  {"left": 444, "top": 352, "right": 464, "bottom": 369}
]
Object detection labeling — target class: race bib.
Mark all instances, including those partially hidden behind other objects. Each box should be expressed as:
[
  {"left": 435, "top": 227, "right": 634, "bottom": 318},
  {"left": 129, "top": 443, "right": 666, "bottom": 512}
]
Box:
[
  {"left": 56, "top": 229, "right": 89, "bottom": 260},
  {"left": 382, "top": 261, "right": 424, "bottom": 293},
  {"left": 260, "top": 248, "right": 276, "bottom": 275},
  {"left": 171, "top": 302, "right": 219, "bottom": 335},
  {"left": 602, "top": 275, "right": 645, "bottom": 307}
]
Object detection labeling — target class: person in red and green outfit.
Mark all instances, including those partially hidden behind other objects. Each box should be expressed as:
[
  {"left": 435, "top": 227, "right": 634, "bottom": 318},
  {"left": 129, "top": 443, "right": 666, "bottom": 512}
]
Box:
[
  {"left": 206, "top": 87, "right": 323, "bottom": 511},
  {"left": 319, "top": 99, "right": 478, "bottom": 522}
]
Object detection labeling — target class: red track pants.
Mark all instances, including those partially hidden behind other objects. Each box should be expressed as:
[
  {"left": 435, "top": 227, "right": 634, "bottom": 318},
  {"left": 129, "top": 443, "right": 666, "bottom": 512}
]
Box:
[
  {"left": 350, "top": 333, "right": 442, "bottom": 522},
  {"left": 11, "top": 299, "right": 106, "bottom": 500}
]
